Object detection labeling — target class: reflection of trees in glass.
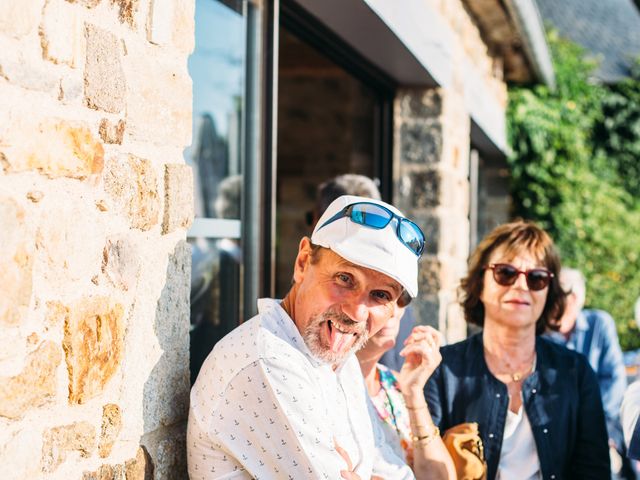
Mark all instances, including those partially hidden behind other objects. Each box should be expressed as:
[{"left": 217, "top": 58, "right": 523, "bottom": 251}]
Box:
[{"left": 194, "top": 114, "right": 228, "bottom": 218}]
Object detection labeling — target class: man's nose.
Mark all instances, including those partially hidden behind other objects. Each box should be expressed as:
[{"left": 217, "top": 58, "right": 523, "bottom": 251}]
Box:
[{"left": 340, "top": 300, "right": 370, "bottom": 324}]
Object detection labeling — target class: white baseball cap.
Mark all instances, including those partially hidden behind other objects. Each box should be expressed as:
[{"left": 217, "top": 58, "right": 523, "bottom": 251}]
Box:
[{"left": 311, "top": 195, "right": 422, "bottom": 297}]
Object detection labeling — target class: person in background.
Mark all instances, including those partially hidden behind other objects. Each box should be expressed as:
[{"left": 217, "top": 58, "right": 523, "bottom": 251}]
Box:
[
  {"left": 425, "top": 221, "right": 610, "bottom": 479},
  {"left": 188, "top": 195, "right": 438, "bottom": 479},
  {"left": 621, "top": 301, "right": 640, "bottom": 473},
  {"left": 544, "top": 267, "right": 632, "bottom": 478},
  {"left": 356, "top": 304, "right": 455, "bottom": 478},
  {"left": 622, "top": 380, "right": 640, "bottom": 461},
  {"left": 307, "top": 173, "right": 414, "bottom": 371}
]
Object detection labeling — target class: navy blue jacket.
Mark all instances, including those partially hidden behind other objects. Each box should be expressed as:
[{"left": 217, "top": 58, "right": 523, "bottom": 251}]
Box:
[{"left": 425, "top": 333, "right": 610, "bottom": 480}]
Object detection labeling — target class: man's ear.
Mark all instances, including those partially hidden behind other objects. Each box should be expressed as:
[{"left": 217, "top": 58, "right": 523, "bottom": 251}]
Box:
[{"left": 293, "top": 237, "right": 312, "bottom": 284}]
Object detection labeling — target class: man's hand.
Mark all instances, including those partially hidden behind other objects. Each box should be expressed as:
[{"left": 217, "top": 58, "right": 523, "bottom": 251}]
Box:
[
  {"left": 397, "top": 325, "right": 442, "bottom": 394},
  {"left": 335, "top": 438, "right": 362, "bottom": 480}
]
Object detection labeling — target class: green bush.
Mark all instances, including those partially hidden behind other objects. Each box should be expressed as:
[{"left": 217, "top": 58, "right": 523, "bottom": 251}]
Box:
[{"left": 507, "top": 30, "right": 640, "bottom": 350}]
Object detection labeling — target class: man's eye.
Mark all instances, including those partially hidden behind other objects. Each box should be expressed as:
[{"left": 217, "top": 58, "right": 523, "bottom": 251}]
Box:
[
  {"left": 372, "top": 290, "right": 391, "bottom": 302},
  {"left": 336, "top": 273, "right": 351, "bottom": 285}
]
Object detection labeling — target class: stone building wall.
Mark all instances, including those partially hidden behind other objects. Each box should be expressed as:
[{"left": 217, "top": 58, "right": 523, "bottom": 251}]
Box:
[
  {"left": 0, "top": 1, "right": 194, "bottom": 478},
  {"left": 394, "top": 0, "right": 508, "bottom": 343}
]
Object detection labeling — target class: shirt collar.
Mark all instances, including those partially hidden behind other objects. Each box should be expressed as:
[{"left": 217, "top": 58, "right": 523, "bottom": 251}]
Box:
[{"left": 257, "top": 298, "right": 325, "bottom": 368}]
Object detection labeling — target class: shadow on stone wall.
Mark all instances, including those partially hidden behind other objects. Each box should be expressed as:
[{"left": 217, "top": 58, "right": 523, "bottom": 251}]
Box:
[{"left": 141, "top": 241, "right": 191, "bottom": 479}]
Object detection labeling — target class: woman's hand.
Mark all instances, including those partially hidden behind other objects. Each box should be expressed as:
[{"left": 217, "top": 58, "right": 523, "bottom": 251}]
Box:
[{"left": 397, "top": 325, "right": 442, "bottom": 395}]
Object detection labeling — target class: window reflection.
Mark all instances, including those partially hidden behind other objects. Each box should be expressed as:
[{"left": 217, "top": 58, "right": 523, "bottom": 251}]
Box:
[{"left": 186, "top": 0, "right": 246, "bottom": 383}]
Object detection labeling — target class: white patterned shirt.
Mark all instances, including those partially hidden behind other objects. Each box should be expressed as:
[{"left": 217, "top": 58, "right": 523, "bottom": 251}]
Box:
[{"left": 187, "top": 298, "right": 414, "bottom": 479}]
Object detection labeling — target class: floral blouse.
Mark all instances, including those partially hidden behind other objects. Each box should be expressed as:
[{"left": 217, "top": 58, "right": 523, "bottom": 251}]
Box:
[{"left": 370, "top": 364, "right": 414, "bottom": 466}]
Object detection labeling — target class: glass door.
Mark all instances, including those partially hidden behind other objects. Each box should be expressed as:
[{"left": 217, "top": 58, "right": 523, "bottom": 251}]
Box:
[{"left": 186, "top": 0, "right": 270, "bottom": 383}]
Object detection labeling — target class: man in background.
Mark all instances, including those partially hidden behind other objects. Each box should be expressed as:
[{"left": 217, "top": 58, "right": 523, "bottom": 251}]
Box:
[{"left": 546, "top": 267, "right": 631, "bottom": 478}]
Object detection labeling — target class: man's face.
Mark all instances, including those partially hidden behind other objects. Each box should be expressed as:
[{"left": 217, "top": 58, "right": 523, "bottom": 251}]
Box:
[{"left": 291, "top": 238, "right": 404, "bottom": 364}]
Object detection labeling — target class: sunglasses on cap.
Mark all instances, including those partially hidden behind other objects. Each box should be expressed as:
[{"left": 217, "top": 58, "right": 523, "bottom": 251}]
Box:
[
  {"left": 486, "top": 263, "right": 554, "bottom": 291},
  {"left": 317, "top": 201, "right": 425, "bottom": 256}
]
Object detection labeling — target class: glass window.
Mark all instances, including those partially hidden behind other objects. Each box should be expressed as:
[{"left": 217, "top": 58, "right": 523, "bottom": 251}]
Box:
[
  {"left": 186, "top": 0, "right": 248, "bottom": 384},
  {"left": 274, "top": 28, "right": 382, "bottom": 297}
]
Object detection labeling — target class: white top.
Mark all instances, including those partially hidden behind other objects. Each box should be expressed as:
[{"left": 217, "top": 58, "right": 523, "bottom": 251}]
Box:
[
  {"left": 621, "top": 379, "right": 640, "bottom": 448},
  {"left": 496, "top": 403, "right": 541, "bottom": 480},
  {"left": 187, "top": 298, "right": 414, "bottom": 480}
]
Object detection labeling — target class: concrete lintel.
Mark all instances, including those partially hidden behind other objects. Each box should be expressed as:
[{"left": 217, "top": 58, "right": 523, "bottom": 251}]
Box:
[{"left": 291, "top": 0, "right": 446, "bottom": 87}]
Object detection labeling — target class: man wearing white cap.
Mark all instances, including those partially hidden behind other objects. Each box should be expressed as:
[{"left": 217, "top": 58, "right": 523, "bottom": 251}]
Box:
[{"left": 187, "top": 195, "right": 446, "bottom": 479}]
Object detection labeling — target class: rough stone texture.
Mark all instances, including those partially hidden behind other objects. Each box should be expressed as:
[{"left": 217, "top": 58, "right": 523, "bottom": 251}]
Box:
[
  {"left": 84, "top": 23, "right": 126, "bottom": 113},
  {"left": 400, "top": 122, "right": 443, "bottom": 164},
  {"left": 399, "top": 89, "right": 443, "bottom": 119},
  {"left": 0, "top": 50, "right": 60, "bottom": 93},
  {"left": 99, "top": 119, "right": 126, "bottom": 144},
  {"left": 418, "top": 256, "right": 441, "bottom": 295},
  {"left": 111, "top": 0, "right": 139, "bottom": 28},
  {"left": 42, "top": 421, "right": 97, "bottom": 472},
  {"left": 395, "top": 87, "right": 471, "bottom": 338},
  {"left": 103, "top": 155, "right": 160, "bottom": 231},
  {"left": 0, "top": 0, "right": 43, "bottom": 39},
  {"left": 98, "top": 404, "right": 122, "bottom": 457},
  {"left": 171, "top": 0, "right": 195, "bottom": 53},
  {"left": 419, "top": 214, "right": 440, "bottom": 256},
  {"left": 82, "top": 464, "right": 126, "bottom": 480},
  {"left": 40, "top": 0, "right": 82, "bottom": 67},
  {"left": 147, "top": 0, "right": 172, "bottom": 45},
  {"left": 125, "top": 446, "right": 154, "bottom": 480},
  {"left": 102, "top": 237, "right": 141, "bottom": 291},
  {"left": 143, "top": 242, "right": 190, "bottom": 432},
  {"left": 123, "top": 38, "right": 192, "bottom": 147},
  {"left": 0, "top": 119, "right": 104, "bottom": 178},
  {"left": 0, "top": 0, "right": 193, "bottom": 476},
  {"left": 1, "top": 428, "right": 43, "bottom": 480},
  {"left": 67, "top": 0, "right": 103, "bottom": 7},
  {"left": 141, "top": 423, "right": 186, "bottom": 480},
  {"left": 26, "top": 190, "right": 44, "bottom": 203},
  {"left": 62, "top": 297, "right": 125, "bottom": 404},
  {"left": 0, "top": 341, "right": 61, "bottom": 419},
  {"left": 162, "top": 164, "right": 194, "bottom": 234},
  {"left": 0, "top": 197, "right": 33, "bottom": 327},
  {"left": 409, "top": 170, "right": 441, "bottom": 208},
  {"left": 82, "top": 446, "right": 153, "bottom": 480},
  {"left": 59, "top": 75, "right": 85, "bottom": 104}
]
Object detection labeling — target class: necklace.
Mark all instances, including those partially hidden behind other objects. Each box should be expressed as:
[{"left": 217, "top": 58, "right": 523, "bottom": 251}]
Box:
[
  {"left": 507, "top": 355, "right": 536, "bottom": 382},
  {"left": 484, "top": 347, "right": 536, "bottom": 383}
]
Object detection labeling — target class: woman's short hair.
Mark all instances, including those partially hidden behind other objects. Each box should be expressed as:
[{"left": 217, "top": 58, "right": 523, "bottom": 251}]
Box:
[{"left": 459, "top": 220, "right": 566, "bottom": 334}]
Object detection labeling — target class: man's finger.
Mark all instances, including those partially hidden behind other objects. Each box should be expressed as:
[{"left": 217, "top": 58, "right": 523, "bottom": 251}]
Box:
[{"left": 334, "top": 438, "right": 353, "bottom": 471}]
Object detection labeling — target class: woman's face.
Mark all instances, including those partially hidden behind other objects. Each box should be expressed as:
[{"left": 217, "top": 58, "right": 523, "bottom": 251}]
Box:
[{"left": 480, "top": 247, "right": 549, "bottom": 331}]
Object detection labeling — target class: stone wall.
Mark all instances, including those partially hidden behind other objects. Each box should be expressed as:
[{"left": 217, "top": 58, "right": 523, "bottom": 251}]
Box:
[
  {"left": 0, "top": 1, "right": 194, "bottom": 478},
  {"left": 392, "top": 0, "right": 510, "bottom": 344},
  {"left": 394, "top": 88, "right": 470, "bottom": 343}
]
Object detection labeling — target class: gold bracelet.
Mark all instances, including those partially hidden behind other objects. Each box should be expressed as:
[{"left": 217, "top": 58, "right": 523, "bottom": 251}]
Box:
[
  {"left": 405, "top": 404, "right": 428, "bottom": 410},
  {"left": 412, "top": 426, "right": 440, "bottom": 445}
]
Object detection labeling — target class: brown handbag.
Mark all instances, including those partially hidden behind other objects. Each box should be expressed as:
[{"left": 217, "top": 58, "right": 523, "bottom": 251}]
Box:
[{"left": 441, "top": 422, "right": 487, "bottom": 480}]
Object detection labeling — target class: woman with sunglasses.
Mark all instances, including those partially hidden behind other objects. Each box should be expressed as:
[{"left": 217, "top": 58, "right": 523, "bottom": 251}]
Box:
[{"left": 425, "top": 221, "right": 610, "bottom": 479}]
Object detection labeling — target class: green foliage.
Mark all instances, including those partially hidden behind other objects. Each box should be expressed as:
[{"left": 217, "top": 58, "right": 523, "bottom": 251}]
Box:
[
  {"left": 507, "top": 30, "right": 640, "bottom": 350},
  {"left": 594, "top": 60, "right": 640, "bottom": 199}
]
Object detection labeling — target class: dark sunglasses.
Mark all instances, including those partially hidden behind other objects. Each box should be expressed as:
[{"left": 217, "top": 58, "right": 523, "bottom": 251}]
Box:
[
  {"left": 486, "top": 263, "right": 554, "bottom": 291},
  {"left": 317, "top": 201, "right": 425, "bottom": 256}
]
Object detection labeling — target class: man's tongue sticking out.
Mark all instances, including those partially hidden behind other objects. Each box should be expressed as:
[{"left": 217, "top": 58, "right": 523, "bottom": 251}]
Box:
[{"left": 327, "top": 320, "right": 355, "bottom": 354}]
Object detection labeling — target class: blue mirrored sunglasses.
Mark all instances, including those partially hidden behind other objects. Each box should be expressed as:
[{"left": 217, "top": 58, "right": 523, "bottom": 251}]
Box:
[{"left": 317, "top": 201, "right": 425, "bottom": 256}]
